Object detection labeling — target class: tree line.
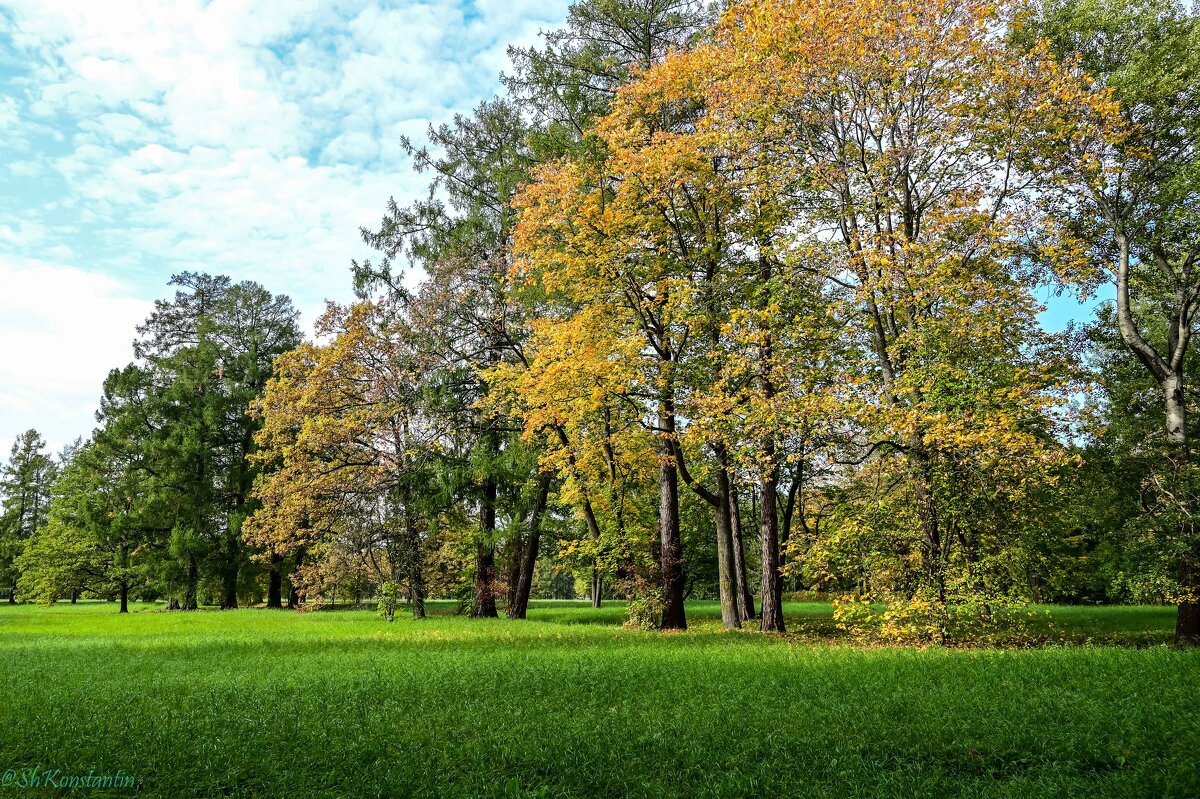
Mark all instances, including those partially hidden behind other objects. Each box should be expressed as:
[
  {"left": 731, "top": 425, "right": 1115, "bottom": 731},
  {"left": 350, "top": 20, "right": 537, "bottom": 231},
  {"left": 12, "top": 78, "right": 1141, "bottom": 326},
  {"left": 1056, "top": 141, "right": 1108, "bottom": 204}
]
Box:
[{"left": 2, "top": 0, "right": 1197, "bottom": 645}]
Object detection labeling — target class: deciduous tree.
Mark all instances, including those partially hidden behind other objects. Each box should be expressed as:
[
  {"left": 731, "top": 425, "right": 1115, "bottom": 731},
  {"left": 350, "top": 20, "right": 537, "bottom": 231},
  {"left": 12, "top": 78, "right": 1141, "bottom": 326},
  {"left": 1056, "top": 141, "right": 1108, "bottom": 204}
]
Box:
[{"left": 1027, "top": 0, "right": 1200, "bottom": 645}]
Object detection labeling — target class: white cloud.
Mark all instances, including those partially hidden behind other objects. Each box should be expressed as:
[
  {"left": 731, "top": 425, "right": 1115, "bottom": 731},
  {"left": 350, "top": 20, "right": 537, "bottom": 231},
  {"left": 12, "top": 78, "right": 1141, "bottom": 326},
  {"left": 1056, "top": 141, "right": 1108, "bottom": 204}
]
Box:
[
  {"left": 0, "top": 0, "right": 571, "bottom": 449},
  {"left": 0, "top": 96, "right": 18, "bottom": 131},
  {"left": 0, "top": 220, "right": 47, "bottom": 248},
  {"left": 0, "top": 258, "right": 152, "bottom": 452}
]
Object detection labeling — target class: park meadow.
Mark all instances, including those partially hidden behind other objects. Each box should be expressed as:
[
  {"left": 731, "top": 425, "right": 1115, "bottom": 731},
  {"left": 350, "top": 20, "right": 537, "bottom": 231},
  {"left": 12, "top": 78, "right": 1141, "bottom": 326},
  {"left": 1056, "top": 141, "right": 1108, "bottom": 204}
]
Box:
[
  {"left": 1, "top": 599, "right": 1197, "bottom": 798},
  {"left": 2, "top": 0, "right": 1200, "bottom": 796}
]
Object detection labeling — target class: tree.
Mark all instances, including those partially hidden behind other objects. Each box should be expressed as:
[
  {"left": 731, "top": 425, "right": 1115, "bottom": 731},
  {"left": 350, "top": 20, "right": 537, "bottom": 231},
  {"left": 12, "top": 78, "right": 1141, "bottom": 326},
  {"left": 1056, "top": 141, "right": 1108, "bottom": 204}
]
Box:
[
  {"left": 17, "top": 439, "right": 149, "bottom": 613},
  {"left": 487, "top": 298, "right": 666, "bottom": 619},
  {"left": 0, "top": 429, "right": 55, "bottom": 602},
  {"left": 356, "top": 99, "right": 537, "bottom": 618},
  {"left": 1027, "top": 0, "right": 1200, "bottom": 645},
  {"left": 208, "top": 280, "right": 304, "bottom": 609},
  {"left": 344, "top": 1, "right": 719, "bottom": 624},
  {"left": 247, "top": 301, "right": 449, "bottom": 619},
  {"left": 1059, "top": 303, "right": 1200, "bottom": 606},
  {"left": 131, "top": 273, "right": 300, "bottom": 609},
  {"left": 505, "top": 0, "right": 713, "bottom": 161},
  {"left": 512, "top": 149, "right": 723, "bottom": 630},
  {"left": 686, "top": 0, "right": 1099, "bottom": 636}
]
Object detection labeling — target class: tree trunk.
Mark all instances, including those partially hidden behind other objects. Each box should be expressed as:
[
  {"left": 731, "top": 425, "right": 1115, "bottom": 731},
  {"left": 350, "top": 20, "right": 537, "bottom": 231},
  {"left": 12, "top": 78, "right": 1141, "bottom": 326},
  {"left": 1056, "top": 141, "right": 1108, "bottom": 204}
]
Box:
[
  {"left": 1112, "top": 233, "right": 1198, "bottom": 646},
  {"left": 911, "top": 453, "right": 946, "bottom": 603},
  {"left": 715, "top": 450, "right": 740, "bottom": 629},
  {"left": 1164, "top": 372, "right": 1187, "bottom": 445},
  {"left": 730, "top": 476, "right": 755, "bottom": 621},
  {"left": 410, "top": 579, "right": 426, "bottom": 620},
  {"left": 406, "top": 507, "right": 426, "bottom": 620},
  {"left": 472, "top": 474, "right": 499, "bottom": 618},
  {"left": 118, "top": 545, "right": 130, "bottom": 614},
  {"left": 591, "top": 570, "right": 603, "bottom": 609},
  {"left": 506, "top": 536, "right": 523, "bottom": 612},
  {"left": 288, "top": 547, "right": 305, "bottom": 609},
  {"left": 1164, "top": 373, "right": 1199, "bottom": 646},
  {"left": 674, "top": 439, "right": 738, "bottom": 628},
  {"left": 1177, "top": 556, "right": 1200, "bottom": 645},
  {"left": 759, "top": 466, "right": 785, "bottom": 632},
  {"left": 509, "top": 474, "right": 551, "bottom": 620},
  {"left": 70, "top": 590, "right": 77, "bottom": 605},
  {"left": 756, "top": 253, "right": 784, "bottom": 634},
  {"left": 267, "top": 554, "right": 283, "bottom": 609},
  {"left": 659, "top": 412, "right": 687, "bottom": 630},
  {"left": 221, "top": 558, "right": 239, "bottom": 610},
  {"left": 181, "top": 555, "right": 199, "bottom": 610},
  {"left": 780, "top": 461, "right": 803, "bottom": 588}
]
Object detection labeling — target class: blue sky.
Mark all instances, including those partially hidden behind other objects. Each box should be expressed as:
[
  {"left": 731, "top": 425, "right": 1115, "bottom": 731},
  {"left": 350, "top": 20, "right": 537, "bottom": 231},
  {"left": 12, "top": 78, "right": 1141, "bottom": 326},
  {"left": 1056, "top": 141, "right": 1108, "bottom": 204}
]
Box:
[
  {"left": 1040, "top": 284, "right": 1115, "bottom": 334},
  {"left": 0, "top": 0, "right": 571, "bottom": 451},
  {"left": 0, "top": 0, "right": 1114, "bottom": 454}
]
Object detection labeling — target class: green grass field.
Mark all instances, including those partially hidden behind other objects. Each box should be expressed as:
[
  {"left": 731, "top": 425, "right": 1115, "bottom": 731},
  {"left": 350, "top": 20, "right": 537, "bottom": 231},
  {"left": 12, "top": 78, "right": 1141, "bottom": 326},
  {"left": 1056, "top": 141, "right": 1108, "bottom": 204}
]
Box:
[{"left": 1, "top": 601, "right": 1197, "bottom": 798}]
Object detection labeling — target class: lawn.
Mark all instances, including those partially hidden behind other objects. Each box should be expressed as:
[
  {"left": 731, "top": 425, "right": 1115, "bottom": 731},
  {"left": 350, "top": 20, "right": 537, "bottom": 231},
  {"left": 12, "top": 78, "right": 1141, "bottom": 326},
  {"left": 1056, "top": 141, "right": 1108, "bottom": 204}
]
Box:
[{"left": 0, "top": 601, "right": 1196, "bottom": 798}]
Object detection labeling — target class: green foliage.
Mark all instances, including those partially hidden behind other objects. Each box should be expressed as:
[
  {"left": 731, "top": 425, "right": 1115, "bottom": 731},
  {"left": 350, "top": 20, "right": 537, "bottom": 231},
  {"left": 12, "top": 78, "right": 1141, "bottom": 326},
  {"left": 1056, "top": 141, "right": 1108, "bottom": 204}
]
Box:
[
  {"left": 8, "top": 0, "right": 1200, "bottom": 639},
  {"left": 1054, "top": 304, "right": 1200, "bottom": 603},
  {"left": 0, "top": 429, "right": 56, "bottom": 599},
  {"left": 377, "top": 580, "right": 401, "bottom": 623},
  {"left": 504, "top": 0, "right": 713, "bottom": 161},
  {"left": 13, "top": 275, "right": 301, "bottom": 611},
  {"left": 1024, "top": 0, "right": 1200, "bottom": 640},
  {"left": 126, "top": 273, "right": 300, "bottom": 608},
  {"left": 621, "top": 578, "right": 665, "bottom": 630}
]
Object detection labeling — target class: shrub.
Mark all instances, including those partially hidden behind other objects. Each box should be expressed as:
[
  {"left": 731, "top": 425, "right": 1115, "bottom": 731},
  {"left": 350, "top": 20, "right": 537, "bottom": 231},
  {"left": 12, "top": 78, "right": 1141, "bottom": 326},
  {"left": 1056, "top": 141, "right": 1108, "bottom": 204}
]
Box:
[{"left": 377, "top": 581, "right": 400, "bottom": 623}]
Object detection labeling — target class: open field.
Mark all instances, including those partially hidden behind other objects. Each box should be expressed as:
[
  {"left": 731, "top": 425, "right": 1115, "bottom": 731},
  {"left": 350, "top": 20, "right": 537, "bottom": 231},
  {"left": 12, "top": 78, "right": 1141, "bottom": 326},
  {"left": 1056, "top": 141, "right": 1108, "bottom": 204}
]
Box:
[{"left": 1, "top": 601, "right": 1197, "bottom": 798}]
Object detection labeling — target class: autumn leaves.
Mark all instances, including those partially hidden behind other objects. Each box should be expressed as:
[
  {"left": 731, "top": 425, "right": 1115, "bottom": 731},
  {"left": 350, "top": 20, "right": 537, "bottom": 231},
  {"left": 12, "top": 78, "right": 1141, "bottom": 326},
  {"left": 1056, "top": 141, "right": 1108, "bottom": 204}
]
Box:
[{"left": 499, "top": 0, "right": 1115, "bottom": 632}]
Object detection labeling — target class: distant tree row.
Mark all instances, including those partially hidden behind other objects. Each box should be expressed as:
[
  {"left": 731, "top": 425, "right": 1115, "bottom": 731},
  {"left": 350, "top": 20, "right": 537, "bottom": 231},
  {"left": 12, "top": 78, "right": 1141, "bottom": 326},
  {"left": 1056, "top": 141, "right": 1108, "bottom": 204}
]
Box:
[{"left": 5, "top": 0, "right": 1197, "bottom": 645}]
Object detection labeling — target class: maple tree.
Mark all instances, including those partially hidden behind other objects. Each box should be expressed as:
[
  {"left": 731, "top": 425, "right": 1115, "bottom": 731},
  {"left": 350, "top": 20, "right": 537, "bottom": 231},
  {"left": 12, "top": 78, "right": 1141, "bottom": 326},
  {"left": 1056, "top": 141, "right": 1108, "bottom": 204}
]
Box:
[
  {"left": 246, "top": 300, "right": 442, "bottom": 619},
  {"left": 510, "top": 135, "right": 735, "bottom": 630}
]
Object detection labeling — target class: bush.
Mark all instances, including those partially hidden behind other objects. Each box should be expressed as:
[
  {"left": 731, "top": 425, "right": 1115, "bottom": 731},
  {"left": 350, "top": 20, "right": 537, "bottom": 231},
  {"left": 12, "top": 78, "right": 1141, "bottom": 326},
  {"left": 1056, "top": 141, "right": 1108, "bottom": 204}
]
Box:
[
  {"left": 785, "top": 589, "right": 837, "bottom": 603},
  {"left": 618, "top": 575, "right": 663, "bottom": 630},
  {"left": 833, "top": 589, "right": 1033, "bottom": 645},
  {"left": 377, "top": 581, "right": 400, "bottom": 622}
]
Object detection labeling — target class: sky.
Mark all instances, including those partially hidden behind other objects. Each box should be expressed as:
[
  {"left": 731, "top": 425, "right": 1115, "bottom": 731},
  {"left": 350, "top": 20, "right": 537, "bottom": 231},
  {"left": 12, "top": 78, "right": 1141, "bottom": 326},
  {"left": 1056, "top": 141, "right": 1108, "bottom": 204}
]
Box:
[{"left": 0, "top": 0, "right": 572, "bottom": 453}]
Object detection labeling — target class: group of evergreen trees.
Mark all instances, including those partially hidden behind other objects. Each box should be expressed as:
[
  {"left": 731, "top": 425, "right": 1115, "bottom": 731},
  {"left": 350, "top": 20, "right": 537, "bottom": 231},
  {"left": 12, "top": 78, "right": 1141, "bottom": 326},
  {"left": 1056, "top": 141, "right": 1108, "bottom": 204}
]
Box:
[{"left": 7, "top": 275, "right": 300, "bottom": 611}]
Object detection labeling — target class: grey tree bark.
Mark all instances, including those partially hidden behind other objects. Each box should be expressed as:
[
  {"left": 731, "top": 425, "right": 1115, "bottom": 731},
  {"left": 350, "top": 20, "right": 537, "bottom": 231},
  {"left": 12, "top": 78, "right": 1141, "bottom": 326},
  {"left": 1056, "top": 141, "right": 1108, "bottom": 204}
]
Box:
[{"left": 1113, "top": 232, "right": 1200, "bottom": 645}]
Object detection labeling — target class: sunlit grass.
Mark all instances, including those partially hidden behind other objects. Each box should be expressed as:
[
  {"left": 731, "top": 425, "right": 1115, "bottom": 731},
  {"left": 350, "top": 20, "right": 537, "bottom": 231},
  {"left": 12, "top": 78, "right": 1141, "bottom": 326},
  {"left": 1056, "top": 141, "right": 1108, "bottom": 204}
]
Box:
[{"left": 0, "top": 601, "right": 1195, "bottom": 798}]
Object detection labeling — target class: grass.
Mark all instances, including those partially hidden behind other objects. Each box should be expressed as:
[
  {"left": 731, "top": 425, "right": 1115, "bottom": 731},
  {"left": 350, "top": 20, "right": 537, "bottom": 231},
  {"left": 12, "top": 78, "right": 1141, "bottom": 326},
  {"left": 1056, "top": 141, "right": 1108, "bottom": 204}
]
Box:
[{"left": 0, "top": 600, "right": 1196, "bottom": 798}]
